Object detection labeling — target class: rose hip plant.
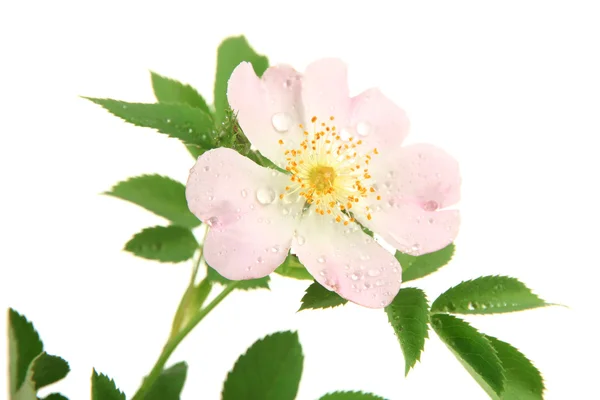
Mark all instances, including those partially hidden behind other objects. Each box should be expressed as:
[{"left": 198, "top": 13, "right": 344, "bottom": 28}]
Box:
[{"left": 7, "top": 36, "right": 550, "bottom": 400}]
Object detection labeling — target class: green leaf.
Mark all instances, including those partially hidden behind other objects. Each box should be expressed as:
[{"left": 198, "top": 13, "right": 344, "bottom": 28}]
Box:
[
  {"left": 8, "top": 309, "right": 43, "bottom": 392},
  {"left": 207, "top": 264, "right": 270, "bottom": 290},
  {"left": 385, "top": 288, "right": 429, "bottom": 375},
  {"left": 31, "top": 353, "right": 70, "bottom": 389},
  {"left": 485, "top": 336, "right": 544, "bottom": 400},
  {"left": 396, "top": 243, "right": 455, "bottom": 282},
  {"left": 42, "top": 394, "right": 69, "bottom": 400},
  {"left": 299, "top": 281, "right": 347, "bottom": 311},
  {"left": 150, "top": 71, "right": 211, "bottom": 114},
  {"left": 91, "top": 370, "right": 125, "bottom": 400},
  {"left": 214, "top": 36, "right": 268, "bottom": 123},
  {"left": 84, "top": 98, "right": 215, "bottom": 149},
  {"left": 125, "top": 226, "right": 198, "bottom": 263},
  {"left": 275, "top": 255, "right": 313, "bottom": 280},
  {"left": 222, "top": 331, "right": 303, "bottom": 400},
  {"left": 431, "top": 314, "right": 505, "bottom": 397},
  {"left": 431, "top": 276, "right": 548, "bottom": 315},
  {"left": 319, "top": 392, "right": 386, "bottom": 400},
  {"left": 105, "top": 175, "right": 200, "bottom": 228},
  {"left": 145, "top": 362, "right": 188, "bottom": 400}
]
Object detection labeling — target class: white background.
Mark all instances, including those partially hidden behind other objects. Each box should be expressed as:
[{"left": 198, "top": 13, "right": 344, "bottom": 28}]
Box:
[{"left": 1, "top": 1, "right": 599, "bottom": 399}]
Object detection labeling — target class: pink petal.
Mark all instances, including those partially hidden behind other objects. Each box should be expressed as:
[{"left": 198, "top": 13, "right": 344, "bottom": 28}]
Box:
[
  {"left": 348, "top": 88, "right": 410, "bottom": 157},
  {"left": 227, "top": 62, "right": 305, "bottom": 167},
  {"left": 186, "top": 148, "right": 303, "bottom": 279},
  {"left": 301, "top": 58, "right": 351, "bottom": 126},
  {"left": 292, "top": 211, "right": 402, "bottom": 308},
  {"left": 358, "top": 144, "right": 461, "bottom": 255}
]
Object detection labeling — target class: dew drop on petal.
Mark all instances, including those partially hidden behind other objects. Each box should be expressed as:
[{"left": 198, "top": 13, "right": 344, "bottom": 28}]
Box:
[
  {"left": 317, "top": 256, "right": 326, "bottom": 263},
  {"left": 270, "top": 245, "right": 280, "bottom": 253},
  {"left": 240, "top": 189, "right": 247, "bottom": 198},
  {"left": 319, "top": 269, "right": 327, "bottom": 276},
  {"left": 367, "top": 269, "right": 381, "bottom": 277},
  {"left": 256, "top": 256, "right": 264, "bottom": 264},
  {"left": 203, "top": 166, "right": 210, "bottom": 172},
  {"left": 206, "top": 216, "right": 219, "bottom": 227},
  {"left": 246, "top": 265, "right": 252, "bottom": 271},
  {"left": 350, "top": 271, "right": 363, "bottom": 281},
  {"left": 296, "top": 235, "right": 306, "bottom": 245},
  {"left": 282, "top": 208, "right": 289, "bottom": 215},
  {"left": 423, "top": 200, "right": 439, "bottom": 211},
  {"left": 428, "top": 217, "right": 435, "bottom": 224},
  {"left": 356, "top": 122, "right": 371, "bottom": 136},
  {"left": 256, "top": 187, "right": 276, "bottom": 204},
  {"left": 271, "top": 112, "right": 292, "bottom": 133},
  {"left": 375, "top": 279, "right": 385, "bottom": 287}
]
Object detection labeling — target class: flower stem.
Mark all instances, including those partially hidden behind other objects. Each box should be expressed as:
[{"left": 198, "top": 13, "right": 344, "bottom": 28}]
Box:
[{"left": 132, "top": 280, "right": 239, "bottom": 400}]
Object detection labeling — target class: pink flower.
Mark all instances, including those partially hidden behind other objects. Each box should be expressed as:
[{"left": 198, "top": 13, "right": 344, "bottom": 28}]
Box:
[{"left": 186, "top": 59, "right": 460, "bottom": 308}]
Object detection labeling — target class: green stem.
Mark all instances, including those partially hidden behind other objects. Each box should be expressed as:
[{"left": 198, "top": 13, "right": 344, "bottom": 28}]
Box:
[{"left": 132, "top": 281, "right": 239, "bottom": 400}]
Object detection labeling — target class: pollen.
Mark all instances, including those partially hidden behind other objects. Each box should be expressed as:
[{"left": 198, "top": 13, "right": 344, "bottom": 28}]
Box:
[{"left": 278, "top": 116, "right": 380, "bottom": 224}]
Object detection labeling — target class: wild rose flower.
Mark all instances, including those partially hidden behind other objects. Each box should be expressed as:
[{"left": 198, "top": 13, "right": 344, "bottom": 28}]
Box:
[{"left": 186, "top": 59, "right": 460, "bottom": 308}]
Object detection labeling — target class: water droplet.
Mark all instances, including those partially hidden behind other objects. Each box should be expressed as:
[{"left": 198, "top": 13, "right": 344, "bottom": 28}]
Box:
[
  {"left": 246, "top": 265, "right": 252, "bottom": 271},
  {"left": 317, "top": 256, "right": 326, "bottom": 263},
  {"left": 375, "top": 279, "right": 385, "bottom": 287},
  {"left": 428, "top": 217, "right": 435, "bottom": 224},
  {"left": 343, "top": 264, "right": 350, "bottom": 270},
  {"left": 319, "top": 269, "right": 327, "bottom": 276},
  {"left": 296, "top": 235, "right": 306, "bottom": 245},
  {"left": 367, "top": 269, "right": 381, "bottom": 277},
  {"left": 203, "top": 166, "right": 210, "bottom": 172},
  {"left": 384, "top": 291, "right": 392, "bottom": 297},
  {"left": 282, "top": 208, "right": 289, "bottom": 215},
  {"left": 256, "top": 256, "right": 264, "bottom": 264},
  {"left": 392, "top": 267, "right": 399, "bottom": 273},
  {"left": 188, "top": 128, "right": 193, "bottom": 133},
  {"left": 283, "top": 78, "right": 292, "bottom": 88},
  {"left": 122, "top": 104, "right": 128, "bottom": 109},
  {"left": 207, "top": 195, "right": 214, "bottom": 201},
  {"left": 350, "top": 271, "right": 363, "bottom": 281},
  {"left": 206, "top": 216, "right": 219, "bottom": 227},
  {"left": 271, "top": 112, "right": 292, "bottom": 133},
  {"left": 411, "top": 243, "right": 421, "bottom": 254},
  {"left": 356, "top": 122, "right": 371, "bottom": 136},
  {"left": 241, "top": 189, "right": 247, "bottom": 198},
  {"left": 380, "top": 301, "right": 387, "bottom": 306},
  {"left": 423, "top": 200, "right": 439, "bottom": 211},
  {"left": 364, "top": 282, "right": 372, "bottom": 289},
  {"left": 360, "top": 253, "right": 371, "bottom": 261},
  {"left": 256, "top": 187, "right": 276, "bottom": 205},
  {"left": 339, "top": 128, "right": 352, "bottom": 141},
  {"left": 249, "top": 204, "right": 255, "bottom": 210},
  {"left": 364, "top": 237, "right": 372, "bottom": 244},
  {"left": 166, "top": 118, "right": 171, "bottom": 123},
  {"left": 386, "top": 170, "right": 395, "bottom": 178},
  {"left": 270, "top": 245, "right": 280, "bottom": 253},
  {"left": 384, "top": 181, "right": 392, "bottom": 189}
]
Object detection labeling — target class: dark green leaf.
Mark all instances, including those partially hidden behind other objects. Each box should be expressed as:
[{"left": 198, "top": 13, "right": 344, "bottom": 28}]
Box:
[
  {"left": 207, "top": 264, "right": 270, "bottom": 290},
  {"left": 275, "top": 255, "right": 313, "bottom": 280},
  {"left": 146, "top": 362, "right": 188, "bottom": 400},
  {"left": 485, "top": 336, "right": 544, "bottom": 400},
  {"left": 42, "top": 394, "right": 69, "bottom": 400},
  {"left": 299, "top": 281, "right": 347, "bottom": 311},
  {"left": 91, "top": 370, "right": 125, "bottom": 400},
  {"left": 431, "top": 276, "right": 548, "bottom": 315},
  {"left": 32, "top": 353, "right": 70, "bottom": 389},
  {"left": 214, "top": 36, "right": 268, "bottom": 123},
  {"left": 84, "top": 98, "right": 215, "bottom": 149},
  {"left": 385, "top": 288, "right": 429, "bottom": 375},
  {"left": 396, "top": 243, "right": 455, "bottom": 282},
  {"left": 150, "top": 71, "right": 211, "bottom": 114},
  {"left": 125, "top": 226, "right": 198, "bottom": 263},
  {"left": 222, "top": 331, "right": 303, "bottom": 400},
  {"left": 105, "top": 174, "right": 200, "bottom": 228},
  {"left": 8, "top": 308, "right": 43, "bottom": 391},
  {"left": 431, "top": 314, "right": 505, "bottom": 397},
  {"left": 319, "top": 392, "right": 386, "bottom": 400}
]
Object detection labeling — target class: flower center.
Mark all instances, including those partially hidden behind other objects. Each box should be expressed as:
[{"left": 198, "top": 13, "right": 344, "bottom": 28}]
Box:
[
  {"left": 308, "top": 165, "right": 336, "bottom": 192},
  {"left": 278, "top": 116, "right": 381, "bottom": 224}
]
